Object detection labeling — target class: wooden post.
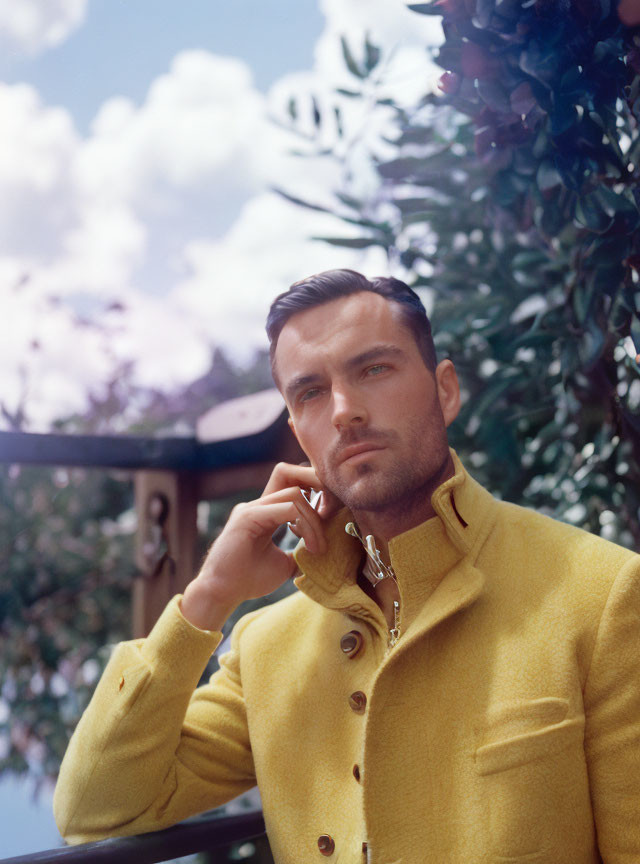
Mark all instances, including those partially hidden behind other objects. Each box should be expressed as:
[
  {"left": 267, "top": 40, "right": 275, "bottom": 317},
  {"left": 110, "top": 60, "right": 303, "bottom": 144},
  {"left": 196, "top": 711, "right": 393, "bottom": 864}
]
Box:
[{"left": 133, "top": 470, "right": 198, "bottom": 638}]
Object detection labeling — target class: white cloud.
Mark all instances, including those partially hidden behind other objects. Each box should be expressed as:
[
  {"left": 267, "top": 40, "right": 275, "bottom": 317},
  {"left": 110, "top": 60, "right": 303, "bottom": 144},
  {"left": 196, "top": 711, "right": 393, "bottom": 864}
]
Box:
[
  {"left": 0, "top": 0, "right": 88, "bottom": 56},
  {"left": 0, "top": 277, "right": 115, "bottom": 429},
  {"left": 172, "top": 191, "right": 390, "bottom": 361},
  {"left": 0, "top": 83, "right": 79, "bottom": 262},
  {"left": 80, "top": 52, "right": 264, "bottom": 211},
  {"left": 73, "top": 51, "right": 268, "bottom": 296}
]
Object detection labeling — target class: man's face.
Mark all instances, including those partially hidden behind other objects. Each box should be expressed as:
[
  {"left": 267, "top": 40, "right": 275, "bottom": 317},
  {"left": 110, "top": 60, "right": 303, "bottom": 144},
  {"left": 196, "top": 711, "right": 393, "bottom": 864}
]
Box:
[{"left": 274, "top": 291, "right": 460, "bottom": 515}]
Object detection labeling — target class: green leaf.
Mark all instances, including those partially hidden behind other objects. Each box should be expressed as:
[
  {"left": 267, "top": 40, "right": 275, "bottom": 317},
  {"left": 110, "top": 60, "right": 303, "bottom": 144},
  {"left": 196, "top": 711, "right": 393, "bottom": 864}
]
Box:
[
  {"left": 407, "top": 2, "right": 444, "bottom": 14},
  {"left": 630, "top": 315, "right": 640, "bottom": 355},
  {"left": 377, "top": 156, "right": 440, "bottom": 181},
  {"left": 474, "top": 0, "right": 496, "bottom": 27},
  {"left": 364, "top": 36, "right": 381, "bottom": 71},
  {"left": 311, "top": 96, "right": 321, "bottom": 128},
  {"left": 272, "top": 188, "right": 333, "bottom": 214},
  {"left": 334, "top": 192, "right": 362, "bottom": 210},
  {"left": 578, "top": 318, "right": 606, "bottom": 367},
  {"left": 341, "top": 37, "right": 365, "bottom": 79},
  {"left": 402, "top": 209, "right": 442, "bottom": 224},
  {"left": 519, "top": 41, "right": 560, "bottom": 88},
  {"left": 493, "top": 170, "right": 529, "bottom": 206},
  {"left": 476, "top": 79, "right": 511, "bottom": 113},
  {"left": 573, "top": 282, "right": 598, "bottom": 325},
  {"left": 311, "top": 236, "right": 385, "bottom": 249},
  {"left": 510, "top": 81, "right": 537, "bottom": 116},
  {"left": 575, "top": 193, "right": 614, "bottom": 233},
  {"left": 536, "top": 160, "right": 562, "bottom": 192},
  {"left": 474, "top": 376, "right": 516, "bottom": 417},
  {"left": 550, "top": 98, "right": 578, "bottom": 135},
  {"left": 512, "top": 250, "right": 550, "bottom": 270}
]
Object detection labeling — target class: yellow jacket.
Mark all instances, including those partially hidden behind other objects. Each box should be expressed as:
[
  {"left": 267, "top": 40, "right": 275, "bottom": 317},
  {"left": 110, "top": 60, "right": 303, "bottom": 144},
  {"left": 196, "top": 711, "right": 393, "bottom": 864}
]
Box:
[{"left": 54, "top": 452, "right": 640, "bottom": 863}]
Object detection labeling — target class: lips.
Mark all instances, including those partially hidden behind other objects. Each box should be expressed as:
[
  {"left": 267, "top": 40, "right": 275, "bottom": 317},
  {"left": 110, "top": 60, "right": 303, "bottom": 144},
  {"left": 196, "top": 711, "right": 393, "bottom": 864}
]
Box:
[{"left": 338, "top": 442, "right": 385, "bottom": 464}]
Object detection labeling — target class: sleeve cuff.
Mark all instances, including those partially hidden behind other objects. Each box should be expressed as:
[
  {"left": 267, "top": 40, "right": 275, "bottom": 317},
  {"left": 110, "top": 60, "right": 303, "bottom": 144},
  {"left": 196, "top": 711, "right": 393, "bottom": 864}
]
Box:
[{"left": 140, "top": 594, "right": 224, "bottom": 676}]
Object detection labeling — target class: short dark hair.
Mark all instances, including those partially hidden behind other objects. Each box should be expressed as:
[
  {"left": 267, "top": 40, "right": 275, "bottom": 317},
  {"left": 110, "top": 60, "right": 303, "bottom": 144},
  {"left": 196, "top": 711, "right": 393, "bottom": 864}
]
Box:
[{"left": 266, "top": 268, "right": 437, "bottom": 373}]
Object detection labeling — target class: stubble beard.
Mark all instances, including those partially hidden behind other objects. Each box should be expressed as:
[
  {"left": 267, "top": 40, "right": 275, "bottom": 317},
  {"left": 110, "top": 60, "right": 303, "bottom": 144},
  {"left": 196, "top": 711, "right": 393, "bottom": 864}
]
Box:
[{"left": 321, "top": 444, "right": 448, "bottom": 516}]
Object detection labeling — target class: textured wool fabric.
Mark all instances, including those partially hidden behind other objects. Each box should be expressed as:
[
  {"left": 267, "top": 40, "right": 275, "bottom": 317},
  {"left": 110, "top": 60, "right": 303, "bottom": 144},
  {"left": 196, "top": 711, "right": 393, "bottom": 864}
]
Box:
[{"left": 54, "top": 451, "right": 640, "bottom": 863}]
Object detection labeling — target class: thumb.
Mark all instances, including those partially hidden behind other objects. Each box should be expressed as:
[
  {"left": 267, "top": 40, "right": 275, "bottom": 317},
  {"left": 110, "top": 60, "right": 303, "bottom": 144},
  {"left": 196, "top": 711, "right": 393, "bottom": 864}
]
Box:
[{"left": 316, "top": 489, "right": 343, "bottom": 520}]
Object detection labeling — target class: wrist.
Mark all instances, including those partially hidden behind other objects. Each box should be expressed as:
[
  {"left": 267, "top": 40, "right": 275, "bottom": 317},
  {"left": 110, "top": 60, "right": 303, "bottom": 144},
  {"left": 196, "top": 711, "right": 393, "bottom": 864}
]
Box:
[{"left": 181, "top": 577, "right": 241, "bottom": 632}]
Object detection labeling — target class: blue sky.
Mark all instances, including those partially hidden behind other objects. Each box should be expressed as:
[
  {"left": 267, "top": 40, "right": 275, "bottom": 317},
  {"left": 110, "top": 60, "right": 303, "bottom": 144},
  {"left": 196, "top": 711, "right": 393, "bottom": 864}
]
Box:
[{"left": 0, "top": 0, "right": 325, "bottom": 132}]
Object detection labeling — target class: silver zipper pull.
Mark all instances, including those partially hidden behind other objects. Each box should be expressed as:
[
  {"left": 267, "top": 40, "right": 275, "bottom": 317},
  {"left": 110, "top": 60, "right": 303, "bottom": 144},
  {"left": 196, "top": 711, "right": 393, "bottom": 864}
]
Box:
[{"left": 388, "top": 600, "right": 400, "bottom": 646}]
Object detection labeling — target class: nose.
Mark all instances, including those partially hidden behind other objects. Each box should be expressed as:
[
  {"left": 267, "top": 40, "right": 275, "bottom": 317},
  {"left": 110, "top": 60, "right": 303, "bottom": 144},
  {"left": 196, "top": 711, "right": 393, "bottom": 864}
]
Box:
[{"left": 331, "top": 384, "right": 368, "bottom": 429}]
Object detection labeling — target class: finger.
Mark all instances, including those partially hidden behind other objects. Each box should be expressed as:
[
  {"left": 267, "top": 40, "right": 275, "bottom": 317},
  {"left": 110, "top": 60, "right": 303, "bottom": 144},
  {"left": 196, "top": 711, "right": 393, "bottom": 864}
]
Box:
[
  {"left": 289, "top": 500, "right": 326, "bottom": 554},
  {"left": 259, "top": 486, "right": 328, "bottom": 539},
  {"left": 240, "top": 499, "right": 326, "bottom": 554},
  {"left": 242, "top": 501, "right": 302, "bottom": 539},
  {"left": 262, "top": 462, "right": 322, "bottom": 497},
  {"left": 315, "top": 488, "right": 344, "bottom": 520}
]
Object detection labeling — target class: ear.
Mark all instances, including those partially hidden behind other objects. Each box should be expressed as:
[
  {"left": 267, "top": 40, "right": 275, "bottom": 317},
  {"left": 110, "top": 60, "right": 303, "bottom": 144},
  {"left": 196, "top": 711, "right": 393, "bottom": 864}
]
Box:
[{"left": 435, "top": 359, "right": 461, "bottom": 427}]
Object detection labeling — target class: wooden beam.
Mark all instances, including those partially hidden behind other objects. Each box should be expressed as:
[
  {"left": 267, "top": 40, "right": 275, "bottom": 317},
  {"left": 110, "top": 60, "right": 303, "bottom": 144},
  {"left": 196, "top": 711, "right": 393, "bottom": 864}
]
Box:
[
  {"left": 0, "top": 415, "right": 297, "bottom": 472},
  {"left": 0, "top": 430, "right": 199, "bottom": 470},
  {"left": 196, "top": 461, "right": 275, "bottom": 500}
]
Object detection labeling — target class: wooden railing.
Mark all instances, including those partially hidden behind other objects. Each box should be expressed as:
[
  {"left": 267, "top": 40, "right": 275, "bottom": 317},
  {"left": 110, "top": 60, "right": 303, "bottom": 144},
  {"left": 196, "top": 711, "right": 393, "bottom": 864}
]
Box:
[{"left": 0, "top": 810, "right": 268, "bottom": 864}]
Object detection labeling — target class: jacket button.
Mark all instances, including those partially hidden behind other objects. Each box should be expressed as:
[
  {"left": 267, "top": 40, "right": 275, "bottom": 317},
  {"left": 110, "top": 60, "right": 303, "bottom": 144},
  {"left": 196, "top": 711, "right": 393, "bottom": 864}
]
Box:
[
  {"left": 362, "top": 841, "right": 368, "bottom": 856},
  {"left": 118, "top": 675, "right": 125, "bottom": 692},
  {"left": 340, "top": 630, "right": 363, "bottom": 657},
  {"left": 349, "top": 691, "right": 367, "bottom": 713},
  {"left": 318, "top": 834, "right": 335, "bottom": 856},
  {"left": 353, "top": 763, "right": 361, "bottom": 782}
]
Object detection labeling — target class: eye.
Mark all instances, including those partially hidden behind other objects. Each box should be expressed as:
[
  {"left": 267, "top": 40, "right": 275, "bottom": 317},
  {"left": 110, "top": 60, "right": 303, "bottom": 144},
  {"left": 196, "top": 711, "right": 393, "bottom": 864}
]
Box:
[
  {"left": 299, "top": 386, "right": 323, "bottom": 403},
  {"left": 366, "top": 364, "right": 389, "bottom": 376}
]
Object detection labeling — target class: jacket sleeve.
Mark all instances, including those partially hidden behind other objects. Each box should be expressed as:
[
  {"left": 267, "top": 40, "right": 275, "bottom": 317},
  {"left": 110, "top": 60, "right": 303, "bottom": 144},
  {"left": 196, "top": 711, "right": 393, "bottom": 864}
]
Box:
[
  {"left": 53, "top": 595, "right": 259, "bottom": 845},
  {"left": 583, "top": 554, "right": 640, "bottom": 862}
]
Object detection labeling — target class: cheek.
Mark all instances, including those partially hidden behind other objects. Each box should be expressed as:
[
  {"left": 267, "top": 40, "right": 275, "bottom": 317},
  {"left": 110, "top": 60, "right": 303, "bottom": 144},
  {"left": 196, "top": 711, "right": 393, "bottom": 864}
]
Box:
[{"left": 291, "top": 422, "right": 320, "bottom": 466}]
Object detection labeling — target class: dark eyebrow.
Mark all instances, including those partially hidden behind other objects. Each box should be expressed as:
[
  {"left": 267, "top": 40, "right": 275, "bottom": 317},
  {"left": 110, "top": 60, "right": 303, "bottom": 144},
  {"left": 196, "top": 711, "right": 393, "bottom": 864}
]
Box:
[
  {"left": 345, "top": 344, "right": 406, "bottom": 370},
  {"left": 285, "top": 373, "right": 323, "bottom": 403}
]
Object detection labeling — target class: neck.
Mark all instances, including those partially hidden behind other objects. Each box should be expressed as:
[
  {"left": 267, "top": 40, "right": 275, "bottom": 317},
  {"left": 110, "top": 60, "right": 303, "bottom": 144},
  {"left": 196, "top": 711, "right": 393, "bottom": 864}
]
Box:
[{"left": 351, "top": 452, "right": 455, "bottom": 561}]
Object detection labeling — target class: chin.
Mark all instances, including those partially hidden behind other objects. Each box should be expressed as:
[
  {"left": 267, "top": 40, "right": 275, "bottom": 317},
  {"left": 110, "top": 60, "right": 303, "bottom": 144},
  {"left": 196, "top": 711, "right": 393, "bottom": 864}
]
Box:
[{"left": 341, "top": 478, "right": 396, "bottom": 513}]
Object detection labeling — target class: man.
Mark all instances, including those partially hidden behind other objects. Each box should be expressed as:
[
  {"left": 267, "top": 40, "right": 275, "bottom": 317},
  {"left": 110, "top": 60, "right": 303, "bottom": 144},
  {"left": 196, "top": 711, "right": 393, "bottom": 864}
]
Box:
[{"left": 54, "top": 269, "right": 640, "bottom": 863}]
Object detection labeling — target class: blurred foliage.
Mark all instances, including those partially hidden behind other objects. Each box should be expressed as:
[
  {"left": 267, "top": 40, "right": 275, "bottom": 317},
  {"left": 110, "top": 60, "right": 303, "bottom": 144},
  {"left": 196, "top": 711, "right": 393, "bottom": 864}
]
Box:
[
  {"left": 278, "top": 2, "right": 640, "bottom": 549},
  {"left": 0, "top": 463, "right": 134, "bottom": 797},
  {"left": 0, "top": 348, "right": 276, "bottom": 806}
]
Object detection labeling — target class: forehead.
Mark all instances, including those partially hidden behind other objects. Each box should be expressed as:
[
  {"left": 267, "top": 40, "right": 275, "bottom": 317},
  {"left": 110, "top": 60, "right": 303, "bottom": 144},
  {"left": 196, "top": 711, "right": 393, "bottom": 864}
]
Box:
[{"left": 273, "top": 292, "right": 416, "bottom": 382}]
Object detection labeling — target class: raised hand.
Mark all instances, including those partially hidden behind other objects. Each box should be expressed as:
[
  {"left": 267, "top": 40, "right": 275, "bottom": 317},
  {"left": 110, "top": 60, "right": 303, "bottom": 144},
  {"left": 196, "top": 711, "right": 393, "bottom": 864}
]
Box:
[{"left": 180, "top": 463, "right": 341, "bottom": 631}]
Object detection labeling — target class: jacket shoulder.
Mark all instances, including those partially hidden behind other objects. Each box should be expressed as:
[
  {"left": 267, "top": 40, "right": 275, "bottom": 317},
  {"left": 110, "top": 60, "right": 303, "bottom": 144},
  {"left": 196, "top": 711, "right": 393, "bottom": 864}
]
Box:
[{"left": 493, "top": 497, "right": 639, "bottom": 579}]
